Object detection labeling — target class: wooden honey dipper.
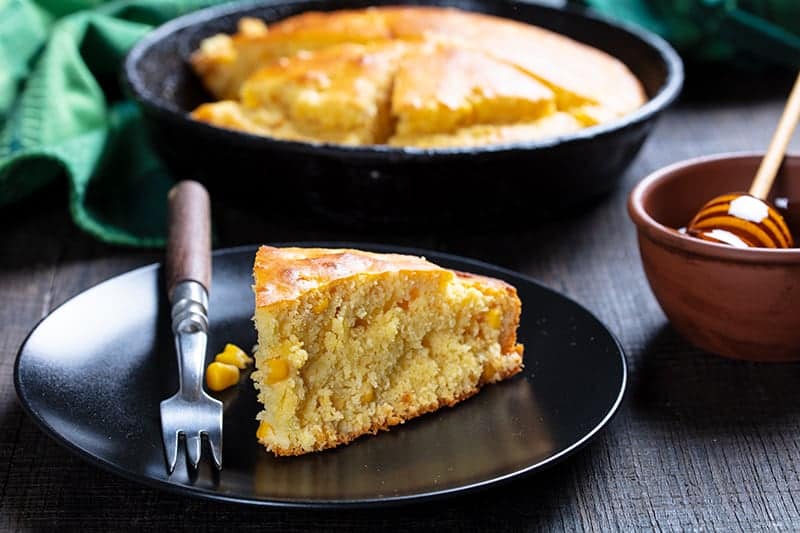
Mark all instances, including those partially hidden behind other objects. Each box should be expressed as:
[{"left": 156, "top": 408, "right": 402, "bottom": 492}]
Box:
[{"left": 687, "top": 73, "right": 800, "bottom": 248}]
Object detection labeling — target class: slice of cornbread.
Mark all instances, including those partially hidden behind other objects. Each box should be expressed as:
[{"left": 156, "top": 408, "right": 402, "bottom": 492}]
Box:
[
  {"left": 191, "top": 11, "right": 393, "bottom": 100},
  {"left": 192, "top": 42, "right": 407, "bottom": 144},
  {"left": 391, "top": 45, "right": 555, "bottom": 137},
  {"left": 251, "top": 246, "right": 524, "bottom": 456},
  {"left": 384, "top": 6, "right": 646, "bottom": 118},
  {"left": 239, "top": 42, "right": 406, "bottom": 144}
]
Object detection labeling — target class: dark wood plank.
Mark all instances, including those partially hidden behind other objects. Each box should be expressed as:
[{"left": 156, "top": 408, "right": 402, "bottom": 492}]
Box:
[{"left": 2, "top": 72, "right": 800, "bottom": 531}]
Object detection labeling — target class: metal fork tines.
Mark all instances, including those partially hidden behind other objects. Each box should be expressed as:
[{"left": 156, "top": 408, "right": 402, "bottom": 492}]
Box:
[{"left": 160, "top": 280, "right": 223, "bottom": 473}]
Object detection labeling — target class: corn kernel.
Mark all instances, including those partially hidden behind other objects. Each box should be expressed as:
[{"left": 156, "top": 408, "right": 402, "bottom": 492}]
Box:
[
  {"left": 360, "top": 387, "right": 375, "bottom": 404},
  {"left": 332, "top": 395, "right": 345, "bottom": 410},
  {"left": 481, "top": 362, "right": 497, "bottom": 382},
  {"left": 256, "top": 420, "right": 273, "bottom": 440},
  {"left": 485, "top": 308, "right": 502, "bottom": 329},
  {"left": 206, "top": 362, "right": 240, "bottom": 391},
  {"left": 312, "top": 297, "right": 330, "bottom": 314},
  {"left": 214, "top": 343, "right": 253, "bottom": 369},
  {"left": 266, "top": 358, "right": 290, "bottom": 384}
]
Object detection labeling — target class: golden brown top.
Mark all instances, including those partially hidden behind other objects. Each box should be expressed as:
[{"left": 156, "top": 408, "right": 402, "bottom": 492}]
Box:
[
  {"left": 253, "top": 246, "right": 446, "bottom": 308},
  {"left": 191, "top": 6, "right": 646, "bottom": 148},
  {"left": 253, "top": 246, "right": 518, "bottom": 308},
  {"left": 378, "top": 6, "right": 644, "bottom": 114},
  {"left": 240, "top": 42, "right": 405, "bottom": 144},
  {"left": 391, "top": 45, "right": 555, "bottom": 136},
  {"left": 242, "top": 42, "right": 406, "bottom": 105}
]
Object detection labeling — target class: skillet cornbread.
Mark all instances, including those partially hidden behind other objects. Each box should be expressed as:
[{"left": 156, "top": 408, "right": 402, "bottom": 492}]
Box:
[
  {"left": 190, "top": 6, "right": 646, "bottom": 147},
  {"left": 251, "top": 246, "right": 523, "bottom": 455},
  {"left": 196, "top": 42, "right": 406, "bottom": 145}
]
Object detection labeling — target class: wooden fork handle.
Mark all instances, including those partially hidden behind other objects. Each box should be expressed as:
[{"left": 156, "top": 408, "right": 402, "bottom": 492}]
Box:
[{"left": 166, "top": 180, "right": 211, "bottom": 300}]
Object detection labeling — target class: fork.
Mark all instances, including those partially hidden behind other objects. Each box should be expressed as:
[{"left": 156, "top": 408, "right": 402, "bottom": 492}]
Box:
[{"left": 160, "top": 180, "right": 222, "bottom": 474}]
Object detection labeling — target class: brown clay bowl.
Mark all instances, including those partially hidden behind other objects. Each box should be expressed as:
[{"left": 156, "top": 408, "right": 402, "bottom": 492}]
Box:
[{"left": 628, "top": 153, "right": 800, "bottom": 362}]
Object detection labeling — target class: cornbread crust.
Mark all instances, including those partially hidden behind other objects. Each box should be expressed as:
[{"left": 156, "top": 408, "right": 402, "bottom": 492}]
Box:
[
  {"left": 253, "top": 246, "right": 444, "bottom": 307},
  {"left": 388, "top": 112, "right": 583, "bottom": 148},
  {"left": 251, "top": 246, "right": 524, "bottom": 456},
  {"left": 190, "top": 7, "right": 646, "bottom": 147}
]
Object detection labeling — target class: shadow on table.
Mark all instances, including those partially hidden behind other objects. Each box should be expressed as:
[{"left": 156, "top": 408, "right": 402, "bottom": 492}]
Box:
[
  {"left": 630, "top": 325, "right": 800, "bottom": 431},
  {"left": 211, "top": 186, "right": 612, "bottom": 274},
  {"left": 4, "top": 399, "right": 598, "bottom": 530},
  {"left": 681, "top": 64, "right": 796, "bottom": 104},
  {"left": 2, "top": 170, "right": 612, "bottom": 285}
]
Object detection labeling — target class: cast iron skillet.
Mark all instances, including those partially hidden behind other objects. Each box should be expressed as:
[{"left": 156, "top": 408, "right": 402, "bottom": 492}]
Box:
[{"left": 123, "top": 0, "right": 683, "bottom": 226}]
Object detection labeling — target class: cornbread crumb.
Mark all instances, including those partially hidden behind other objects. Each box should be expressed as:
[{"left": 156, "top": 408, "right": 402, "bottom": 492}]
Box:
[{"left": 251, "top": 246, "right": 524, "bottom": 456}]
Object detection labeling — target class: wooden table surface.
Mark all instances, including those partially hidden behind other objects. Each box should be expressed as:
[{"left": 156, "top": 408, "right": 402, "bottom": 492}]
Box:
[{"left": 2, "top": 70, "right": 800, "bottom": 531}]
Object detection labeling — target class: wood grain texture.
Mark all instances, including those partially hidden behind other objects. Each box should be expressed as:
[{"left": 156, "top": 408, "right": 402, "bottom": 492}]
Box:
[
  {"left": 2, "top": 71, "right": 800, "bottom": 531},
  {"left": 166, "top": 180, "right": 212, "bottom": 296}
]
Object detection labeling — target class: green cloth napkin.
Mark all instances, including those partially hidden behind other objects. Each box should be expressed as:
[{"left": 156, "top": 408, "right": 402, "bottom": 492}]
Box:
[
  {"left": 584, "top": 0, "right": 800, "bottom": 68},
  {"left": 0, "top": 0, "right": 220, "bottom": 247}
]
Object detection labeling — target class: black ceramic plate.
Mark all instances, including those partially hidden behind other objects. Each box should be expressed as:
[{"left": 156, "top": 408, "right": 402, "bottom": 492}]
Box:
[
  {"left": 15, "top": 245, "right": 626, "bottom": 507},
  {"left": 123, "top": 0, "right": 683, "bottom": 226}
]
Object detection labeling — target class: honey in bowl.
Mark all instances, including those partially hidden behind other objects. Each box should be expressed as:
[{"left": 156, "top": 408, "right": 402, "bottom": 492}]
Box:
[
  {"left": 686, "top": 193, "right": 795, "bottom": 248},
  {"left": 684, "top": 72, "right": 800, "bottom": 249}
]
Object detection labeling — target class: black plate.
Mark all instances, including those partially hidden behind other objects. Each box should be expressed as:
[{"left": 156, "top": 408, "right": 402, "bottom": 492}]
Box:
[
  {"left": 122, "top": 0, "right": 683, "bottom": 226},
  {"left": 15, "top": 245, "right": 626, "bottom": 507}
]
